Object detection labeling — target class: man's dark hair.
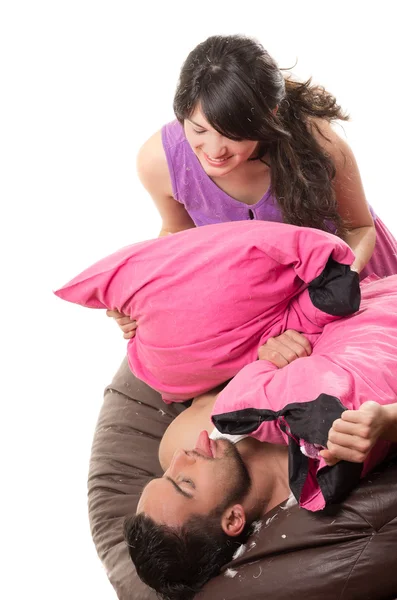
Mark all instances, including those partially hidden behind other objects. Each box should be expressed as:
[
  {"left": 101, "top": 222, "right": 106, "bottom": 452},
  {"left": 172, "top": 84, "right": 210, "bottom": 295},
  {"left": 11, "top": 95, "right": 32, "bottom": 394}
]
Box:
[{"left": 124, "top": 509, "right": 251, "bottom": 600}]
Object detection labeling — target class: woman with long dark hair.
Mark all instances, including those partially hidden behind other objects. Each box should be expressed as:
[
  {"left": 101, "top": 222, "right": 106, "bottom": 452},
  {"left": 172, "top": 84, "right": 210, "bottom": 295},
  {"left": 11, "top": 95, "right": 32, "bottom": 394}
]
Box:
[{"left": 109, "top": 34, "right": 397, "bottom": 346}]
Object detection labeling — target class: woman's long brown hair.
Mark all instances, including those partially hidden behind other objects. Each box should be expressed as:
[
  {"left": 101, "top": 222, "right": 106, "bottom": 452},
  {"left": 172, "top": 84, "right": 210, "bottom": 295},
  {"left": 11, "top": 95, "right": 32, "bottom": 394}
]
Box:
[{"left": 174, "top": 34, "right": 349, "bottom": 234}]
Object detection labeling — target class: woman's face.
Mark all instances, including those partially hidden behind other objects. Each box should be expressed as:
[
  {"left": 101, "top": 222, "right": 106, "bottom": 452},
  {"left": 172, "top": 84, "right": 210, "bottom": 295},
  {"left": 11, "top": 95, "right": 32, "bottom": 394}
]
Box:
[{"left": 184, "top": 105, "right": 259, "bottom": 177}]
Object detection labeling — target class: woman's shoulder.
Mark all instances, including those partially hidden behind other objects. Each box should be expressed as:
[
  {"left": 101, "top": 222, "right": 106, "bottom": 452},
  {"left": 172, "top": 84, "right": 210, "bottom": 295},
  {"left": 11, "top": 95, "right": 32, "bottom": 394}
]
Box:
[
  {"left": 161, "top": 119, "right": 186, "bottom": 149},
  {"left": 137, "top": 128, "right": 172, "bottom": 195},
  {"left": 137, "top": 120, "right": 186, "bottom": 174},
  {"left": 309, "top": 117, "right": 354, "bottom": 166}
]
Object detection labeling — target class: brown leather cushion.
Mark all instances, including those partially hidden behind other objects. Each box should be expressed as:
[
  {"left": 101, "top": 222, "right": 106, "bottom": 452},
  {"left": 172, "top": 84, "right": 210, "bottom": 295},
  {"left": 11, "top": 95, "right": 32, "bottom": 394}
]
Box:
[{"left": 88, "top": 358, "right": 397, "bottom": 600}]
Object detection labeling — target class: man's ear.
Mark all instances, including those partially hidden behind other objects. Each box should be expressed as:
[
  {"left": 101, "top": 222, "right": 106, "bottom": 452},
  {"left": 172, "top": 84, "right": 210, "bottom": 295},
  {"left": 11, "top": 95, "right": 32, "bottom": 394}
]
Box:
[{"left": 220, "top": 504, "right": 246, "bottom": 537}]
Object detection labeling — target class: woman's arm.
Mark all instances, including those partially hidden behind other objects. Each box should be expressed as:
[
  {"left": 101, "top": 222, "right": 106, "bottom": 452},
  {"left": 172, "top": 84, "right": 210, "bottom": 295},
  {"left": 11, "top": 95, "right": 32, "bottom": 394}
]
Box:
[
  {"left": 137, "top": 130, "right": 196, "bottom": 237},
  {"left": 313, "top": 120, "right": 376, "bottom": 273},
  {"left": 105, "top": 132, "right": 196, "bottom": 335}
]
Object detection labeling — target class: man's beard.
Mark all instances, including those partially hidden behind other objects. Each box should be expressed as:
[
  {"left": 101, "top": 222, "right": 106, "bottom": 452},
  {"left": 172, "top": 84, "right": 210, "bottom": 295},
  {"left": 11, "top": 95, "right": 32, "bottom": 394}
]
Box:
[{"left": 217, "top": 440, "right": 252, "bottom": 512}]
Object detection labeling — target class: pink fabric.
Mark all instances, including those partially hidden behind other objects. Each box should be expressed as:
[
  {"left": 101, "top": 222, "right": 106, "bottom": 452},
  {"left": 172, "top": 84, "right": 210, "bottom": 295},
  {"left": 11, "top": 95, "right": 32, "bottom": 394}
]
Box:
[
  {"left": 54, "top": 221, "right": 355, "bottom": 401},
  {"left": 211, "top": 275, "right": 397, "bottom": 511}
]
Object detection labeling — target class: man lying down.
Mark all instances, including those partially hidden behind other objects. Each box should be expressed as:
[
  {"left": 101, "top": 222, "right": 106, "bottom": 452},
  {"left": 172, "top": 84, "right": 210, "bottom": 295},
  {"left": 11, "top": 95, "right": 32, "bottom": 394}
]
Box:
[
  {"left": 55, "top": 221, "right": 397, "bottom": 599},
  {"left": 124, "top": 274, "right": 397, "bottom": 600}
]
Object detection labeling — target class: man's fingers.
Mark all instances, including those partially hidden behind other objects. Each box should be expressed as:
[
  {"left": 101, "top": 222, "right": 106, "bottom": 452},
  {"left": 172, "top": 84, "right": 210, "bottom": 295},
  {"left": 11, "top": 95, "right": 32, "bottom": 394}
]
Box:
[
  {"left": 341, "top": 409, "right": 371, "bottom": 425},
  {"left": 328, "top": 429, "right": 372, "bottom": 454},
  {"left": 341, "top": 402, "right": 380, "bottom": 425},
  {"left": 276, "top": 338, "right": 308, "bottom": 360},
  {"left": 258, "top": 343, "right": 289, "bottom": 367},
  {"left": 331, "top": 417, "right": 371, "bottom": 440},
  {"left": 325, "top": 440, "right": 367, "bottom": 463},
  {"left": 259, "top": 338, "right": 302, "bottom": 366},
  {"left": 284, "top": 330, "right": 312, "bottom": 356},
  {"left": 319, "top": 449, "right": 340, "bottom": 466},
  {"left": 266, "top": 337, "right": 305, "bottom": 360},
  {"left": 258, "top": 331, "right": 312, "bottom": 367}
]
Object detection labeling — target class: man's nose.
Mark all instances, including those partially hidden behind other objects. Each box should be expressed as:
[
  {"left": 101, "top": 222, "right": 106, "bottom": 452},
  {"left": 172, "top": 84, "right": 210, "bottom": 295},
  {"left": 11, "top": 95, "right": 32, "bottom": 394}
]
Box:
[{"left": 168, "top": 449, "right": 195, "bottom": 474}]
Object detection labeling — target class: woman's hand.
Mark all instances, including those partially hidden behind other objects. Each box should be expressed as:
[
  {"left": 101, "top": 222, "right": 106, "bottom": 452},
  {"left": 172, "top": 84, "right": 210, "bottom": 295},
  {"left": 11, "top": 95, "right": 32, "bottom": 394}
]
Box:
[
  {"left": 106, "top": 310, "right": 137, "bottom": 339},
  {"left": 258, "top": 330, "right": 312, "bottom": 367},
  {"left": 320, "top": 401, "right": 390, "bottom": 466}
]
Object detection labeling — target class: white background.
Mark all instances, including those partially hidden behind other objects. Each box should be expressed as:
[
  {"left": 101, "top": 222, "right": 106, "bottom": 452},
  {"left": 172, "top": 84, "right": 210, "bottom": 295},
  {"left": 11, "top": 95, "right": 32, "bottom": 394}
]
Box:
[{"left": 1, "top": 1, "right": 396, "bottom": 598}]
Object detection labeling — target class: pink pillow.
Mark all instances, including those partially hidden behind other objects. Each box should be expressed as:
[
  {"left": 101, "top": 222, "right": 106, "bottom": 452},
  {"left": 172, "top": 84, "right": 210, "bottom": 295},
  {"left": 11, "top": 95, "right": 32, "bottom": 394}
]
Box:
[
  {"left": 212, "top": 274, "right": 397, "bottom": 511},
  {"left": 54, "top": 221, "right": 359, "bottom": 401}
]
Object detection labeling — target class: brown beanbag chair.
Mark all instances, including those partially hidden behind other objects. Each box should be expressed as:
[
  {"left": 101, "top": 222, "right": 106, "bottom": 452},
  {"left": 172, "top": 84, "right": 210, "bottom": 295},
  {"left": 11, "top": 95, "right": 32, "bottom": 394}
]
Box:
[{"left": 88, "top": 358, "right": 397, "bottom": 600}]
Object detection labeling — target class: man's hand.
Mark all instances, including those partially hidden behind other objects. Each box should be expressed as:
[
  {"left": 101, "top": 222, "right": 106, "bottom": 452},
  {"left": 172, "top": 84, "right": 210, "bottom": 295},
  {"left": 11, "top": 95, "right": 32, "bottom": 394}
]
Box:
[
  {"left": 258, "top": 330, "right": 312, "bottom": 368},
  {"left": 320, "top": 401, "right": 389, "bottom": 466},
  {"left": 106, "top": 310, "right": 137, "bottom": 340}
]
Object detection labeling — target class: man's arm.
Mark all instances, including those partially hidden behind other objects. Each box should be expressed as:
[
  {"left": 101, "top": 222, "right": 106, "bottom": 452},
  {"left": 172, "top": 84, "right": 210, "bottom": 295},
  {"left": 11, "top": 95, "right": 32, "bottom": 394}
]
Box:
[
  {"left": 320, "top": 401, "right": 397, "bottom": 466},
  {"left": 382, "top": 403, "right": 397, "bottom": 442}
]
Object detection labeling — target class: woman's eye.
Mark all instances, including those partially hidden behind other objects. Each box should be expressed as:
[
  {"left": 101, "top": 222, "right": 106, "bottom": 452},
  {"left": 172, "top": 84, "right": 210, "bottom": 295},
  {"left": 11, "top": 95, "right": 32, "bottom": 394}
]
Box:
[{"left": 193, "top": 129, "right": 205, "bottom": 135}]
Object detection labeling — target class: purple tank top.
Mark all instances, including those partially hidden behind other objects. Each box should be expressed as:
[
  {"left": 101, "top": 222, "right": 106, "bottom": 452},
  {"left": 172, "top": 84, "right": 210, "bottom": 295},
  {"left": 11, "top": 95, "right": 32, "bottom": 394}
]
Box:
[
  {"left": 161, "top": 120, "right": 376, "bottom": 227},
  {"left": 161, "top": 120, "right": 282, "bottom": 226}
]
